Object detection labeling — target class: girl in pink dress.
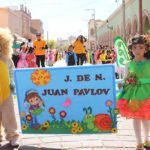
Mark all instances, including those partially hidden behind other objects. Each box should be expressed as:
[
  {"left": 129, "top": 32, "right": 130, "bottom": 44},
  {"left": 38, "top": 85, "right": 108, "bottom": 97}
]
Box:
[{"left": 17, "top": 42, "right": 29, "bottom": 68}]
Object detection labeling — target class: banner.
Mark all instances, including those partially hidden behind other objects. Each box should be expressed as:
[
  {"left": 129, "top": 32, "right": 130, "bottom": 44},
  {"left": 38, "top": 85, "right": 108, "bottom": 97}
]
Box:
[
  {"left": 14, "top": 65, "right": 117, "bottom": 134},
  {"left": 114, "top": 36, "right": 130, "bottom": 67}
]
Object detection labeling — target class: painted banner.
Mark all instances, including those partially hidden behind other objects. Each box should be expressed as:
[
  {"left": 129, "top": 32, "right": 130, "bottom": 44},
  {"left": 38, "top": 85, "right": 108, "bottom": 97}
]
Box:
[
  {"left": 114, "top": 36, "right": 130, "bottom": 67},
  {"left": 14, "top": 65, "right": 117, "bottom": 134}
]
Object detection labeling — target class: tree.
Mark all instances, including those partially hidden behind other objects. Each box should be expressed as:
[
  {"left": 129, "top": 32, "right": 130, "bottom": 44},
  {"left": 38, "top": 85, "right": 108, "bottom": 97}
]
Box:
[{"left": 47, "top": 40, "right": 56, "bottom": 49}]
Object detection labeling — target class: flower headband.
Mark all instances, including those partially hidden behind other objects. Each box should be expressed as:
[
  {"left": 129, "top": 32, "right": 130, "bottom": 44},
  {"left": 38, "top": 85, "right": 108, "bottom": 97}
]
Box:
[{"left": 130, "top": 35, "right": 150, "bottom": 51}]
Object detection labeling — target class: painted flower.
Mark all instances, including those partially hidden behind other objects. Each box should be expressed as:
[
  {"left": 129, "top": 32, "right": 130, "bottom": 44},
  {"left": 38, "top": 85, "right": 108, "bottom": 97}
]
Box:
[
  {"left": 106, "top": 100, "right": 112, "bottom": 107},
  {"left": 43, "top": 121, "right": 49, "bottom": 128},
  {"left": 21, "top": 124, "right": 27, "bottom": 130},
  {"left": 26, "top": 114, "right": 32, "bottom": 121},
  {"left": 31, "top": 69, "right": 51, "bottom": 86},
  {"left": 77, "top": 126, "right": 83, "bottom": 133},
  {"left": 72, "top": 122, "right": 78, "bottom": 128},
  {"left": 59, "top": 111, "right": 67, "bottom": 118},
  {"left": 71, "top": 127, "right": 78, "bottom": 134},
  {"left": 111, "top": 128, "right": 117, "bottom": 133},
  {"left": 20, "top": 112, "right": 25, "bottom": 118},
  {"left": 48, "top": 107, "right": 56, "bottom": 115}
]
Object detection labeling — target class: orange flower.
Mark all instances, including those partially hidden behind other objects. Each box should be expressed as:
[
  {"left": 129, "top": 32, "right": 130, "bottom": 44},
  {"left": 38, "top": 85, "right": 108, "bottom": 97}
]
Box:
[
  {"left": 26, "top": 114, "right": 32, "bottom": 121},
  {"left": 48, "top": 107, "right": 56, "bottom": 115}
]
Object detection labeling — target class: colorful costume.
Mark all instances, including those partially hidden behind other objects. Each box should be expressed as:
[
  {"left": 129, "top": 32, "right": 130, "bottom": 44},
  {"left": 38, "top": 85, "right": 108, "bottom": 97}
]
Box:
[
  {"left": 0, "top": 55, "right": 18, "bottom": 143},
  {"left": 17, "top": 51, "right": 28, "bottom": 68},
  {"left": 117, "top": 60, "right": 150, "bottom": 120},
  {"left": 26, "top": 53, "right": 37, "bottom": 68}
]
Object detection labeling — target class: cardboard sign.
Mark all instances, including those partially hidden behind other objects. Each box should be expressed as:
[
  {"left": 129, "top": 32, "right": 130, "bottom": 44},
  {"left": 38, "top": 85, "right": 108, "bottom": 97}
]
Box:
[{"left": 14, "top": 65, "right": 117, "bottom": 134}]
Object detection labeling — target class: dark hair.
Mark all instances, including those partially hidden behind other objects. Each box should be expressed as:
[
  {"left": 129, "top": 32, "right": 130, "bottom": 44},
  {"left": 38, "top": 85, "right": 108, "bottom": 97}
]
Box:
[
  {"left": 20, "top": 42, "right": 26, "bottom": 50},
  {"left": 76, "top": 35, "right": 87, "bottom": 43},
  {"left": 129, "top": 35, "right": 150, "bottom": 59},
  {"left": 68, "top": 45, "right": 74, "bottom": 51},
  {"left": 36, "top": 32, "right": 41, "bottom": 36}
]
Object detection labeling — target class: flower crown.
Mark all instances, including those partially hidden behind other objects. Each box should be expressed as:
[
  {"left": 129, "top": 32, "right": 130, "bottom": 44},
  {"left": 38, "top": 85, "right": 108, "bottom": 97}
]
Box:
[
  {"left": 129, "top": 34, "right": 150, "bottom": 51},
  {"left": 143, "top": 35, "right": 150, "bottom": 50}
]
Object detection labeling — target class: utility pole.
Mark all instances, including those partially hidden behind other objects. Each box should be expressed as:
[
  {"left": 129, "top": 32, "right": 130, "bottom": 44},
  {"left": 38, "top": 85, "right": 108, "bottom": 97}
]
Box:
[
  {"left": 93, "top": 9, "right": 97, "bottom": 49},
  {"left": 139, "top": 0, "right": 143, "bottom": 34},
  {"left": 122, "top": 0, "right": 126, "bottom": 43},
  {"left": 85, "top": 9, "right": 97, "bottom": 50}
]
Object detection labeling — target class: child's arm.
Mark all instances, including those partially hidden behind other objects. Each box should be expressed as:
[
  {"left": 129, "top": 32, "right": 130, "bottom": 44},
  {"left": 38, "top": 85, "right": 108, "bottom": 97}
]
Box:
[{"left": 8, "top": 58, "right": 15, "bottom": 93}]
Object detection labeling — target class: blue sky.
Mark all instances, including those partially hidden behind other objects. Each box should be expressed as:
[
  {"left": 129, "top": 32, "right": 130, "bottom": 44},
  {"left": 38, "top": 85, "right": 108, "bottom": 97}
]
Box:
[{"left": 0, "top": 0, "right": 121, "bottom": 40}]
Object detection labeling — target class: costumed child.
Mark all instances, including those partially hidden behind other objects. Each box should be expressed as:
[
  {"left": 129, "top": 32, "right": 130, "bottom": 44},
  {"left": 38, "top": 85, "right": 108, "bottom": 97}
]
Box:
[
  {"left": 46, "top": 49, "right": 55, "bottom": 66},
  {"left": 0, "top": 28, "right": 19, "bottom": 148},
  {"left": 117, "top": 35, "right": 150, "bottom": 150},
  {"left": 26, "top": 46, "right": 37, "bottom": 68},
  {"left": 17, "top": 42, "right": 29, "bottom": 68},
  {"left": 66, "top": 45, "right": 77, "bottom": 66}
]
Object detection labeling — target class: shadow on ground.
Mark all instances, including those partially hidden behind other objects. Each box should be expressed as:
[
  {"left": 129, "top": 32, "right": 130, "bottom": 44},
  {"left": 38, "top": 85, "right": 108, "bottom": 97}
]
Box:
[{"left": 0, "top": 143, "right": 61, "bottom": 150}]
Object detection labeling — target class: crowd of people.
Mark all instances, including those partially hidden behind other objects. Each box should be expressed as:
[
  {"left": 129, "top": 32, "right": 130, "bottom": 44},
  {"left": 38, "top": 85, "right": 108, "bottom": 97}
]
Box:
[
  {"left": 12, "top": 34, "right": 116, "bottom": 69},
  {"left": 0, "top": 27, "right": 150, "bottom": 149}
]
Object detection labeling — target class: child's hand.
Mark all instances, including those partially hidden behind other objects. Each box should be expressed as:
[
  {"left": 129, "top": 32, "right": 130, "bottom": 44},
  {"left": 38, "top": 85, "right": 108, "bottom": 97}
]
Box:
[
  {"left": 10, "top": 84, "right": 15, "bottom": 93},
  {"left": 118, "top": 83, "right": 123, "bottom": 89},
  {"left": 39, "top": 101, "right": 43, "bottom": 106}
]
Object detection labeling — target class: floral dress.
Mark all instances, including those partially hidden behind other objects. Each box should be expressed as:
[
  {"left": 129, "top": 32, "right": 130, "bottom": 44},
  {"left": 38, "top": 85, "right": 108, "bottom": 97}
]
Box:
[{"left": 117, "top": 60, "right": 150, "bottom": 120}]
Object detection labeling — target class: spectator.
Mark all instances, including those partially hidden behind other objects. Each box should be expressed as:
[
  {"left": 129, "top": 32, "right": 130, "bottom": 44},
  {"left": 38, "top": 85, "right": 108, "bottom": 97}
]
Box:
[{"left": 33, "top": 33, "right": 48, "bottom": 67}]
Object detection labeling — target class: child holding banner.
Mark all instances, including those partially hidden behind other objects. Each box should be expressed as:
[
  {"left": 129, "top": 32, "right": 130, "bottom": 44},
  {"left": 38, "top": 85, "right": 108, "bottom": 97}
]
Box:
[
  {"left": 0, "top": 28, "right": 19, "bottom": 148},
  {"left": 117, "top": 35, "right": 150, "bottom": 150}
]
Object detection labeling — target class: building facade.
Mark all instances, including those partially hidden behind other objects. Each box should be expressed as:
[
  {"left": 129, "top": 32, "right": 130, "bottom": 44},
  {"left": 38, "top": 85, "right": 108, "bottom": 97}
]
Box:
[
  {"left": 88, "top": 19, "right": 104, "bottom": 50},
  {"left": 0, "top": 7, "right": 22, "bottom": 36},
  {"left": 96, "top": 0, "right": 150, "bottom": 46},
  {"left": 0, "top": 5, "right": 44, "bottom": 41}
]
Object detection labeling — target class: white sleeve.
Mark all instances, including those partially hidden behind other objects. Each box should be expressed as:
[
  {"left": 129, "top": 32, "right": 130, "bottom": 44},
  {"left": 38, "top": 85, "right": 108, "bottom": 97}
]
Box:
[
  {"left": 8, "top": 58, "right": 15, "bottom": 86},
  {"left": 123, "top": 63, "right": 129, "bottom": 79}
]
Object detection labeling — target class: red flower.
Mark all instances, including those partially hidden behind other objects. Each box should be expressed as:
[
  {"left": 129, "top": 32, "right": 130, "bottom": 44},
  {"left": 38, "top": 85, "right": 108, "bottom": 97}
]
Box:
[{"left": 59, "top": 111, "right": 67, "bottom": 118}]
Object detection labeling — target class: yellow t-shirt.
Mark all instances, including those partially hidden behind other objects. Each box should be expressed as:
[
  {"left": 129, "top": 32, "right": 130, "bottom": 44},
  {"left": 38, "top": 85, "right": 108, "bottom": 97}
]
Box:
[
  {"left": 100, "top": 53, "right": 106, "bottom": 62},
  {"left": 0, "top": 60, "right": 10, "bottom": 105},
  {"left": 33, "top": 40, "right": 46, "bottom": 56},
  {"left": 74, "top": 41, "right": 85, "bottom": 54}
]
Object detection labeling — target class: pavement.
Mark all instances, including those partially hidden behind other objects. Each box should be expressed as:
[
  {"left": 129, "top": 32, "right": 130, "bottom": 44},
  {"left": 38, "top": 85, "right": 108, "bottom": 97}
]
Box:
[{"left": 0, "top": 97, "right": 149, "bottom": 150}]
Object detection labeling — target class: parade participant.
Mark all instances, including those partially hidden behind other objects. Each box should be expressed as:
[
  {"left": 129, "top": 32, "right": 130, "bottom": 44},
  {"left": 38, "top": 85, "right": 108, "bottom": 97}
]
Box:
[
  {"left": 12, "top": 34, "right": 20, "bottom": 68},
  {"left": 46, "top": 49, "right": 55, "bottom": 66},
  {"left": 99, "top": 50, "right": 106, "bottom": 64},
  {"left": 117, "top": 35, "right": 150, "bottom": 150},
  {"left": 74, "top": 35, "right": 87, "bottom": 65},
  {"left": 0, "top": 28, "right": 19, "bottom": 148},
  {"left": 105, "top": 50, "right": 112, "bottom": 64},
  {"left": 27, "top": 45, "right": 37, "bottom": 68},
  {"left": 17, "top": 42, "right": 29, "bottom": 68},
  {"left": 33, "top": 32, "right": 48, "bottom": 67},
  {"left": 66, "top": 45, "right": 77, "bottom": 66}
]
